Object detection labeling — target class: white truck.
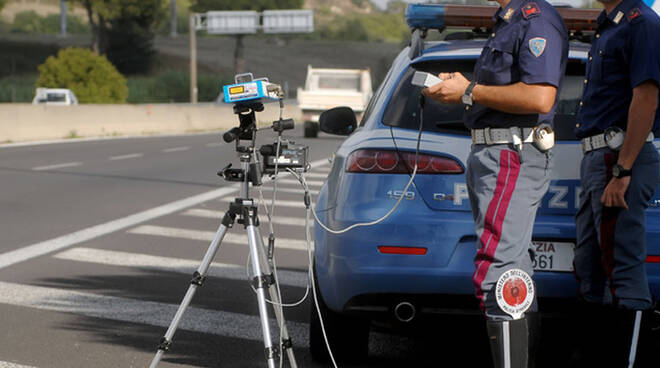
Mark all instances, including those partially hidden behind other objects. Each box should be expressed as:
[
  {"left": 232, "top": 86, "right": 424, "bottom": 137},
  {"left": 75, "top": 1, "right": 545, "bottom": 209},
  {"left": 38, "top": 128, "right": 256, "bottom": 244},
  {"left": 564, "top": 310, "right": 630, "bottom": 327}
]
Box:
[
  {"left": 297, "top": 66, "right": 373, "bottom": 138},
  {"left": 32, "top": 88, "right": 78, "bottom": 106}
]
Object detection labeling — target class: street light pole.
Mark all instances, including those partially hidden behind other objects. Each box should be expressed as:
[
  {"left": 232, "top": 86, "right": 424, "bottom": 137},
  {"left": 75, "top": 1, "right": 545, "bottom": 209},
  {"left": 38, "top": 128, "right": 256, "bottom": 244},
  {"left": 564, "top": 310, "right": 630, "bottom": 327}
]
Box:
[
  {"left": 190, "top": 14, "right": 198, "bottom": 104},
  {"left": 170, "top": 0, "right": 178, "bottom": 38},
  {"left": 60, "top": 0, "right": 67, "bottom": 38}
]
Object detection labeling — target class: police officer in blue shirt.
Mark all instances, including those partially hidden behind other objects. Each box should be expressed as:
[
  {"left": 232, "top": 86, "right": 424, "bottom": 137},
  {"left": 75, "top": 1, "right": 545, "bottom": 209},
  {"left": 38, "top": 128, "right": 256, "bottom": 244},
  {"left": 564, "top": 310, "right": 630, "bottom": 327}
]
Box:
[
  {"left": 571, "top": 0, "right": 660, "bottom": 366},
  {"left": 423, "top": 1, "right": 568, "bottom": 367}
]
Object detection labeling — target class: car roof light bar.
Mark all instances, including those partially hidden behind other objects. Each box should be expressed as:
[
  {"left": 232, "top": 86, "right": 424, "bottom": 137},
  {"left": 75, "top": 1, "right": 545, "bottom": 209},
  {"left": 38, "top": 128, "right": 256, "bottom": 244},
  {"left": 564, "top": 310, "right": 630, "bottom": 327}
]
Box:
[{"left": 405, "top": 4, "right": 602, "bottom": 32}]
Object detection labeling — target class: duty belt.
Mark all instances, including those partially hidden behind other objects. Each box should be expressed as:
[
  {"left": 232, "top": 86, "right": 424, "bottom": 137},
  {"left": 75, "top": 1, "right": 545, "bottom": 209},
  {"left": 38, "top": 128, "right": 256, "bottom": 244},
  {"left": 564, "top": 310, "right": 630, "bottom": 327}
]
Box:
[
  {"left": 471, "top": 127, "right": 535, "bottom": 145},
  {"left": 581, "top": 131, "right": 655, "bottom": 153}
]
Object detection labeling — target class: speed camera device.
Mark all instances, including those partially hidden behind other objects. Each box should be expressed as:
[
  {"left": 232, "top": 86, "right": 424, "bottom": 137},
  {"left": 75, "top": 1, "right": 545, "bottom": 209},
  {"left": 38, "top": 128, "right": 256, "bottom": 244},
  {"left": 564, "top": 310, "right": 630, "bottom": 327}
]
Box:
[
  {"left": 412, "top": 71, "right": 443, "bottom": 88},
  {"left": 223, "top": 73, "right": 282, "bottom": 104}
]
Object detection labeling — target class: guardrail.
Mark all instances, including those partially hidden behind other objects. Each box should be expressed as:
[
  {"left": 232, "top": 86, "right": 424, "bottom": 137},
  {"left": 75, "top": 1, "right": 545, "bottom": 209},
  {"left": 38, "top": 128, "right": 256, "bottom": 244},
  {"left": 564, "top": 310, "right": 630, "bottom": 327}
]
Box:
[{"left": 0, "top": 103, "right": 301, "bottom": 143}]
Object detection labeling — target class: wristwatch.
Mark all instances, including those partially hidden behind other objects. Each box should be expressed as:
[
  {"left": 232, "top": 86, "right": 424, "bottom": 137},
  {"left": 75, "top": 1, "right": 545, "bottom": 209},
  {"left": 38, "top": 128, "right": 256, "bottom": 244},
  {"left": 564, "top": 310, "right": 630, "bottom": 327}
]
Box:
[
  {"left": 612, "top": 164, "right": 632, "bottom": 179},
  {"left": 462, "top": 81, "right": 477, "bottom": 106}
]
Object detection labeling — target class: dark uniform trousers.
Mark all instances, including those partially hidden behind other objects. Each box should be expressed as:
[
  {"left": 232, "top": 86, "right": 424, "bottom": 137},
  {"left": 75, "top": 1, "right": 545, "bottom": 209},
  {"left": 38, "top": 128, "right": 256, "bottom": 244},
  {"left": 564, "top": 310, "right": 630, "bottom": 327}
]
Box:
[{"left": 575, "top": 142, "right": 659, "bottom": 309}]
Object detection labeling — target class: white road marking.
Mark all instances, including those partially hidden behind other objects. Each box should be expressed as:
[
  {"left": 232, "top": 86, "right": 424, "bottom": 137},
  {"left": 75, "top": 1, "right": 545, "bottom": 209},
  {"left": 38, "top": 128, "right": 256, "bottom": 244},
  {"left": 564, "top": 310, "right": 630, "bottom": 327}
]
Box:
[
  {"left": 313, "top": 166, "right": 331, "bottom": 173},
  {"left": 162, "top": 146, "right": 190, "bottom": 153},
  {"left": 257, "top": 187, "right": 319, "bottom": 195},
  {"left": 220, "top": 198, "right": 306, "bottom": 208},
  {"left": 0, "top": 187, "right": 238, "bottom": 270},
  {"left": 0, "top": 362, "right": 37, "bottom": 368},
  {"left": 128, "top": 225, "right": 313, "bottom": 251},
  {"left": 53, "top": 247, "right": 308, "bottom": 288},
  {"left": 0, "top": 159, "right": 327, "bottom": 270},
  {"left": 300, "top": 172, "right": 328, "bottom": 180},
  {"left": 277, "top": 179, "right": 323, "bottom": 187},
  {"left": 32, "top": 162, "right": 82, "bottom": 171},
  {"left": 205, "top": 142, "right": 223, "bottom": 147},
  {"left": 183, "top": 209, "right": 311, "bottom": 227},
  {"left": 109, "top": 153, "right": 143, "bottom": 161},
  {"left": 0, "top": 281, "right": 309, "bottom": 347}
]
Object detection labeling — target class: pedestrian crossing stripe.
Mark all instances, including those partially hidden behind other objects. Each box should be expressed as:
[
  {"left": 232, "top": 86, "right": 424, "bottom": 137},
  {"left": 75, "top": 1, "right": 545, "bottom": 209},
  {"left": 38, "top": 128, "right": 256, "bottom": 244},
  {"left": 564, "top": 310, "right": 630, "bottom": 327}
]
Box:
[
  {"left": 0, "top": 281, "right": 310, "bottom": 346},
  {"left": 128, "top": 225, "right": 314, "bottom": 251},
  {"left": 182, "top": 209, "right": 312, "bottom": 228},
  {"left": 0, "top": 361, "right": 37, "bottom": 368},
  {"left": 53, "top": 247, "right": 308, "bottom": 288},
  {"left": 219, "top": 198, "right": 307, "bottom": 209}
]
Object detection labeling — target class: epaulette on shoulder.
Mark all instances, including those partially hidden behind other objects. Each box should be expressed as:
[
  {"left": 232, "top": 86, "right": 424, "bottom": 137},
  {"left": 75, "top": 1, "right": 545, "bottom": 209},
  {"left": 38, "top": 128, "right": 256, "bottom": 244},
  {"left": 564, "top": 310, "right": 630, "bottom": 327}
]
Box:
[
  {"left": 627, "top": 8, "right": 643, "bottom": 23},
  {"left": 521, "top": 2, "right": 541, "bottom": 20}
]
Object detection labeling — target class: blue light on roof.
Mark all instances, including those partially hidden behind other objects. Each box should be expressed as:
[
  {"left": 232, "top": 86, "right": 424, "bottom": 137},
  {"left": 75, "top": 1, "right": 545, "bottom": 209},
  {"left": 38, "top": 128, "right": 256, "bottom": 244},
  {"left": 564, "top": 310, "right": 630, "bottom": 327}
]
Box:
[{"left": 405, "top": 4, "right": 446, "bottom": 30}]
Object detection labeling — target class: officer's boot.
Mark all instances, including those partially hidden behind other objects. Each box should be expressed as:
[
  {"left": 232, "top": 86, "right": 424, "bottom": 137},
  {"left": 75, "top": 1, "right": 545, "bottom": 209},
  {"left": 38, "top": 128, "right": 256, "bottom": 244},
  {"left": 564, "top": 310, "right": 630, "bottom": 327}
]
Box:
[
  {"left": 567, "top": 301, "right": 607, "bottom": 368},
  {"left": 609, "top": 308, "right": 654, "bottom": 368},
  {"left": 486, "top": 313, "right": 539, "bottom": 368}
]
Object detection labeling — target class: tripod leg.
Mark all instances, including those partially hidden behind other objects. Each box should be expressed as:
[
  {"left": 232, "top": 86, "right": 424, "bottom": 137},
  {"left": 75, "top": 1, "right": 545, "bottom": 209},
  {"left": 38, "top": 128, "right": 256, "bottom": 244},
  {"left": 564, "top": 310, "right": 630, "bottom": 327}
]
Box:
[
  {"left": 149, "top": 213, "right": 234, "bottom": 368},
  {"left": 254, "top": 228, "right": 299, "bottom": 368},
  {"left": 246, "top": 222, "right": 279, "bottom": 368}
]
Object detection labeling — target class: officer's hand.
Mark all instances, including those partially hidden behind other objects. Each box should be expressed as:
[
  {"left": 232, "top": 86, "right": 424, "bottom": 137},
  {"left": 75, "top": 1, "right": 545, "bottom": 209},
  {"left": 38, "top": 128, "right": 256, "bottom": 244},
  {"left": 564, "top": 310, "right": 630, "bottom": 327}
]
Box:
[
  {"left": 422, "top": 72, "right": 470, "bottom": 104},
  {"left": 601, "top": 177, "right": 630, "bottom": 210}
]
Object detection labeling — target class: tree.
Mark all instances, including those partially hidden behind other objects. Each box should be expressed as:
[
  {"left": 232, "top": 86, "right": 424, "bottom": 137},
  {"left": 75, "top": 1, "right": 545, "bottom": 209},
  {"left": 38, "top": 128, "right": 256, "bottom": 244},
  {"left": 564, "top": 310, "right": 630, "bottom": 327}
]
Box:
[
  {"left": 37, "top": 47, "right": 128, "bottom": 103},
  {"left": 76, "top": 1, "right": 166, "bottom": 59},
  {"left": 189, "top": 0, "right": 304, "bottom": 74}
]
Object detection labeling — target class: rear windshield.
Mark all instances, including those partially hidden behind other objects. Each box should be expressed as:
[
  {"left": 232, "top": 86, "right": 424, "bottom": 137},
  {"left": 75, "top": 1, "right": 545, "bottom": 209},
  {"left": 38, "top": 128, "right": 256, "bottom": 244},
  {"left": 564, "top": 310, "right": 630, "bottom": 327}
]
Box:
[
  {"left": 314, "top": 73, "right": 361, "bottom": 90},
  {"left": 47, "top": 93, "right": 67, "bottom": 102},
  {"left": 382, "top": 59, "right": 587, "bottom": 140}
]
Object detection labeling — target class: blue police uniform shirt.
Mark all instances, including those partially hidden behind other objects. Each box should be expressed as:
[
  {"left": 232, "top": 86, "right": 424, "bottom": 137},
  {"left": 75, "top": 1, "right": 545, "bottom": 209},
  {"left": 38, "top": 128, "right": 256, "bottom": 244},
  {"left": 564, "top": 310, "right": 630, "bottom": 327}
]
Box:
[
  {"left": 575, "top": 0, "right": 660, "bottom": 139},
  {"left": 465, "top": 0, "right": 569, "bottom": 129}
]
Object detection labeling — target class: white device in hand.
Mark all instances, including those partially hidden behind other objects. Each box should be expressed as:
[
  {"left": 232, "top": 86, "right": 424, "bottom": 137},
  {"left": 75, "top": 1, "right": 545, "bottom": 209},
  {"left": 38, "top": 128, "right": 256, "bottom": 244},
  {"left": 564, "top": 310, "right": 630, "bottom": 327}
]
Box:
[{"left": 412, "top": 71, "right": 443, "bottom": 88}]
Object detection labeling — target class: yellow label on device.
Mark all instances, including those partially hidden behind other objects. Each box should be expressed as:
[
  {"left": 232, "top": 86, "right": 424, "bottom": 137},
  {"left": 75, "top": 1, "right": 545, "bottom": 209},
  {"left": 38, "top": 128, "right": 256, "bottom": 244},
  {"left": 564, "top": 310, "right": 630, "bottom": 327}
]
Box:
[{"left": 229, "top": 86, "right": 245, "bottom": 95}]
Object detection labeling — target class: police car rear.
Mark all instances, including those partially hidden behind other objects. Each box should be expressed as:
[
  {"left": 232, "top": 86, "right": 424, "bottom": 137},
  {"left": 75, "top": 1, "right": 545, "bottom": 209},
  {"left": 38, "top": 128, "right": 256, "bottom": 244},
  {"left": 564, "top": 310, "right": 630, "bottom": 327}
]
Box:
[{"left": 311, "top": 3, "right": 660, "bottom": 362}]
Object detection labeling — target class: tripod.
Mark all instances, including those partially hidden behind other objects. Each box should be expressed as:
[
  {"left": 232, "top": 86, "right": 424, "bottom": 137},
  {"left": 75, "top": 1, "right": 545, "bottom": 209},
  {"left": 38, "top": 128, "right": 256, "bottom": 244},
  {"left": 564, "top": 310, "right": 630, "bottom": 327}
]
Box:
[{"left": 149, "top": 103, "right": 299, "bottom": 368}]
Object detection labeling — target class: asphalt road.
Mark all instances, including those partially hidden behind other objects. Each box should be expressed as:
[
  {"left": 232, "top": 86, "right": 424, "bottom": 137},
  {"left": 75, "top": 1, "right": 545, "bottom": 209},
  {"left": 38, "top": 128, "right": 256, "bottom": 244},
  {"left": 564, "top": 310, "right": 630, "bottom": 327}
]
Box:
[
  {"left": 0, "top": 127, "right": 608, "bottom": 368},
  {"left": 0, "top": 127, "right": 352, "bottom": 368}
]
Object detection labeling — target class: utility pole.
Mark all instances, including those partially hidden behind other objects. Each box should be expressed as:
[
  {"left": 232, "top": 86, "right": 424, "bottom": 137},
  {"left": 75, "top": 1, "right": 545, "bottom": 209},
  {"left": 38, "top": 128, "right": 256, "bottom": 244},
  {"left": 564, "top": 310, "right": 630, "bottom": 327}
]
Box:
[
  {"left": 189, "top": 14, "right": 197, "bottom": 104},
  {"left": 60, "top": 0, "right": 67, "bottom": 37},
  {"left": 170, "top": 0, "right": 178, "bottom": 38}
]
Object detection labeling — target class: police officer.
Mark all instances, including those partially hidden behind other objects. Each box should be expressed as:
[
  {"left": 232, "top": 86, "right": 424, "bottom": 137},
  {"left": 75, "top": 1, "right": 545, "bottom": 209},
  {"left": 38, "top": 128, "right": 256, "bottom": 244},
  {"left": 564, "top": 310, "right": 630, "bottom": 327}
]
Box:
[
  {"left": 423, "top": 1, "right": 568, "bottom": 367},
  {"left": 571, "top": 0, "right": 660, "bottom": 366}
]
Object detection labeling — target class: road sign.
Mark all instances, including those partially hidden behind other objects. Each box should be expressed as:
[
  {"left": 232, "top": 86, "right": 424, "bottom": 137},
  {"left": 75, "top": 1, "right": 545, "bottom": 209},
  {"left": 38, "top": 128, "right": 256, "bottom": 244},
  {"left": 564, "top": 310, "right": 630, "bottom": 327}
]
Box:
[
  {"left": 203, "top": 11, "right": 259, "bottom": 34},
  {"left": 263, "top": 10, "right": 314, "bottom": 34}
]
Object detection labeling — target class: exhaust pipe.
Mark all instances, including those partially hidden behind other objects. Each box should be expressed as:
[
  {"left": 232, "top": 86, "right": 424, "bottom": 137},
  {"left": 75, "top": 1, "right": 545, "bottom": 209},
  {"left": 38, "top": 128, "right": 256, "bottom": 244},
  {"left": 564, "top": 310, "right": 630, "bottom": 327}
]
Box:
[{"left": 394, "top": 302, "right": 416, "bottom": 323}]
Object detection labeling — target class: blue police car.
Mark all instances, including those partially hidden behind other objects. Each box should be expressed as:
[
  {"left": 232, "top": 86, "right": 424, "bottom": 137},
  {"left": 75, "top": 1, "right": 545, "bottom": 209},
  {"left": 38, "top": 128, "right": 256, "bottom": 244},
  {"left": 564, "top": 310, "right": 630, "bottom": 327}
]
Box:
[{"left": 309, "top": 3, "right": 660, "bottom": 362}]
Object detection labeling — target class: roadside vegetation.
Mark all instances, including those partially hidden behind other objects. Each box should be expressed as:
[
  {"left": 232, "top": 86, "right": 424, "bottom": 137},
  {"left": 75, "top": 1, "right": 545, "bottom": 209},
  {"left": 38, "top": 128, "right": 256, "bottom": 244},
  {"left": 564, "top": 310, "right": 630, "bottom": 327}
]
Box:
[{"left": 0, "top": 0, "right": 412, "bottom": 104}]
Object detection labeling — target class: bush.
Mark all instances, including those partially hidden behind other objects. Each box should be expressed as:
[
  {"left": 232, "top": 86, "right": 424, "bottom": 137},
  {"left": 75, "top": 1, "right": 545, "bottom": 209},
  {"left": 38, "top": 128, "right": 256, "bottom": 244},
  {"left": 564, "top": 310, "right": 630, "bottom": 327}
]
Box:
[
  {"left": 127, "top": 70, "right": 231, "bottom": 103},
  {"left": 43, "top": 14, "right": 90, "bottom": 34},
  {"left": 10, "top": 11, "right": 90, "bottom": 34},
  {"left": 0, "top": 75, "right": 38, "bottom": 103},
  {"left": 37, "top": 48, "right": 128, "bottom": 103},
  {"left": 0, "top": 40, "right": 60, "bottom": 78},
  {"left": 10, "top": 10, "right": 43, "bottom": 33}
]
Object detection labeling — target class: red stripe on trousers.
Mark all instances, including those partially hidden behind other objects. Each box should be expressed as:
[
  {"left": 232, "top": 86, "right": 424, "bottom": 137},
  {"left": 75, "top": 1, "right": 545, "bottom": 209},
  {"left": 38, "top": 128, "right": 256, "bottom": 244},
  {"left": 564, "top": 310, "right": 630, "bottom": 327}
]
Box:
[
  {"left": 473, "top": 150, "right": 521, "bottom": 308},
  {"left": 601, "top": 153, "right": 620, "bottom": 301}
]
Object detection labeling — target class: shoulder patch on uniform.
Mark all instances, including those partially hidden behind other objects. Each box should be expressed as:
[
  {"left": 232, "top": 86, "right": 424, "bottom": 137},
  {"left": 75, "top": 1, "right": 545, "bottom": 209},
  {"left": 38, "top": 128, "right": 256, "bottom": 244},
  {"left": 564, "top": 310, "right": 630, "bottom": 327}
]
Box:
[
  {"left": 521, "top": 2, "right": 541, "bottom": 19},
  {"left": 529, "top": 37, "right": 547, "bottom": 57},
  {"left": 628, "top": 8, "right": 642, "bottom": 22}
]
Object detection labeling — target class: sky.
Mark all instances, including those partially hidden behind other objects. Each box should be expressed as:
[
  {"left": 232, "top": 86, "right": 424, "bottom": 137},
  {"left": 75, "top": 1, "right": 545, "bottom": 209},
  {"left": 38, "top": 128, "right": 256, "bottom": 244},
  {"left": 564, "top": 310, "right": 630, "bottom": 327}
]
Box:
[{"left": 370, "top": 0, "right": 591, "bottom": 9}]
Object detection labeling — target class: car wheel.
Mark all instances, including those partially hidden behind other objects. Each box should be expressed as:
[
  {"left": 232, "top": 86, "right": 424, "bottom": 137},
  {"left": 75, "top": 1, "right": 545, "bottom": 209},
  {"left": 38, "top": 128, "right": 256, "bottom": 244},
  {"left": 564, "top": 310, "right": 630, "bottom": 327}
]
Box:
[
  {"left": 304, "top": 121, "right": 319, "bottom": 138},
  {"left": 309, "top": 270, "right": 369, "bottom": 363}
]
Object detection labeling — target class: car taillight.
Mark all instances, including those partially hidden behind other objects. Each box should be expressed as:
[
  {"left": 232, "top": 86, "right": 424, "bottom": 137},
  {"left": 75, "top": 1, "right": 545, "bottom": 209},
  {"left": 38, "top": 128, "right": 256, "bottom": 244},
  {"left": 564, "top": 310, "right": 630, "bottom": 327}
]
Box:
[
  {"left": 646, "top": 256, "right": 660, "bottom": 263},
  {"left": 346, "top": 149, "right": 463, "bottom": 174}
]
